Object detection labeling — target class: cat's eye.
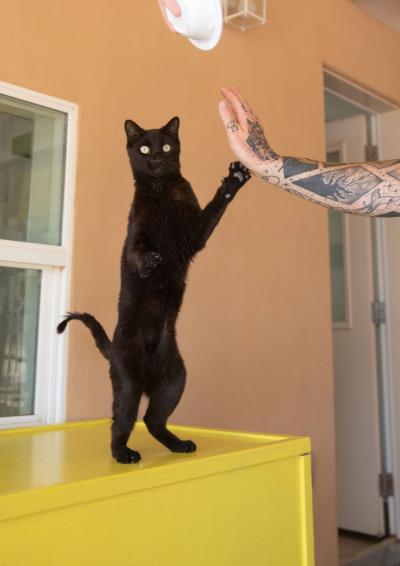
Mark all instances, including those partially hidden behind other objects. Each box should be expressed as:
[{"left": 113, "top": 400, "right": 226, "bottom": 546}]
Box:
[
  {"left": 140, "top": 146, "right": 150, "bottom": 155},
  {"left": 163, "top": 144, "right": 171, "bottom": 153}
]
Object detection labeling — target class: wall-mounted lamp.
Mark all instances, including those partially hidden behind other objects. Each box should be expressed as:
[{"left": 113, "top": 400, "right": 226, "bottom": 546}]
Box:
[{"left": 222, "top": 0, "right": 267, "bottom": 31}]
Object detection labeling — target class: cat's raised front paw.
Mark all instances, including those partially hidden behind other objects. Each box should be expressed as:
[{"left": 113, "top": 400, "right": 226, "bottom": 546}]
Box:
[
  {"left": 113, "top": 446, "right": 142, "bottom": 464},
  {"left": 139, "top": 252, "right": 162, "bottom": 278},
  {"left": 222, "top": 162, "right": 251, "bottom": 197}
]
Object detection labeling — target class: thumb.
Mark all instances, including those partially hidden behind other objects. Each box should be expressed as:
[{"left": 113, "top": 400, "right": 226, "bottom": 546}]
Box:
[{"left": 218, "top": 100, "right": 240, "bottom": 134}]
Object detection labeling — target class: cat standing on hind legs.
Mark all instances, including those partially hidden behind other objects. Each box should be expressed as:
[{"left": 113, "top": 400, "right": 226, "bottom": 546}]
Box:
[{"left": 57, "top": 116, "right": 251, "bottom": 464}]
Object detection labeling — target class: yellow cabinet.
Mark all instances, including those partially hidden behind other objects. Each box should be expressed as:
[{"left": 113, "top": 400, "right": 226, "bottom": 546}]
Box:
[{"left": 0, "top": 420, "right": 314, "bottom": 565}]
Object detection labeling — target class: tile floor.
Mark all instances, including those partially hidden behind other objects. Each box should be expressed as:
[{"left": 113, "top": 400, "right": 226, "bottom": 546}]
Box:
[
  {"left": 339, "top": 533, "right": 400, "bottom": 565},
  {"left": 339, "top": 533, "right": 380, "bottom": 562},
  {"left": 345, "top": 543, "right": 400, "bottom": 565}
]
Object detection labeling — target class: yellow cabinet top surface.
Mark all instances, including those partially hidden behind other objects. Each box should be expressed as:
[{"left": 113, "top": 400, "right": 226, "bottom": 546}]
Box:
[{"left": 0, "top": 420, "right": 310, "bottom": 522}]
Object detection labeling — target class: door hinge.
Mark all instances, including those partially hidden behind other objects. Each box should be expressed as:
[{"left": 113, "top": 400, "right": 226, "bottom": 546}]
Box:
[
  {"left": 372, "top": 301, "right": 387, "bottom": 325},
  {"left": 379, "top": 472, "right": 394, "bottom": 499},
  {"left": 365, "top": 144, "right": 379, "bottom": 161}
]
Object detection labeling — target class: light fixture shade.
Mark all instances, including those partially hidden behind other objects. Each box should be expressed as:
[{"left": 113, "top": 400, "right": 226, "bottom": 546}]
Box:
[{"left": 223, "top": 0, "right": 267, "bottom": 30}]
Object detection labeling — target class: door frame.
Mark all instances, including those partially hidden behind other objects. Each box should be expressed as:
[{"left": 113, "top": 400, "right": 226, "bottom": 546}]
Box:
[
  {"left": 371, "top": 214, "right": 398, "bottom": 536},
  {"left": 324, "top": 69, "right": 400, "bottom": 536},
  {"left": 0, "top": 81, "right": 78, "bottom": 427}
]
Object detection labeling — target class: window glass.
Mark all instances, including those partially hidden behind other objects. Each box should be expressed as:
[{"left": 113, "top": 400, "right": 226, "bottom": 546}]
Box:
[
  {"left": 329, "top": 210, "right": 347, "bottom": 323},
  {"left": 327, "top": 149, "right": 348, "bottom": 324},
  {"left": 0, "top": 94, "right": 67, "bottom": 245},
  {"left": 0, "top": 266, "right": 41, "bottom": 417}
]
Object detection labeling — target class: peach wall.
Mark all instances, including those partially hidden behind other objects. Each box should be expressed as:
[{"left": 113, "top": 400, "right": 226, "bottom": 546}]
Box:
[{"left": 2, "top": 1, "right": 400, "bottom": 564}]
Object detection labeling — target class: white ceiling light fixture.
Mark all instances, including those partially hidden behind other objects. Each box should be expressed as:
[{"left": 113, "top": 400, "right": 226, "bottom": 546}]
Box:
[{"left": 222, "top": 0, "right": 267, "bottom": 31}]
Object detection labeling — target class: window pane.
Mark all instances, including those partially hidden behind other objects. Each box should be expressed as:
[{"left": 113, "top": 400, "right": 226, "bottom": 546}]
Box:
[
  {"left": 329, "top": 210, "right": 347, "bottom": 323},
  {"left": 326, "top": 148, "right": 349, "bottom": 325},
  {"left": 0, "top": 94, "right": 67, "bottom": 245},
  {"left": 327, "top": 149, "right": 341, "bottom": 163},
  {"left": 0, "top": 266, "right": 41, "bottom": 417}
]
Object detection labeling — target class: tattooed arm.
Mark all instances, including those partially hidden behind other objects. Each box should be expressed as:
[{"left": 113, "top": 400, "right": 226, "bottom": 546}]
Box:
[{"left": 219, "top": 88, "right": 400, "bottom": 217}]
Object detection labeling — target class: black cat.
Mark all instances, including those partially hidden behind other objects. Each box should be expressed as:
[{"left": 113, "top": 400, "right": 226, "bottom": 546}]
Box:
[{"left": 57, "top": 117, "right": 250, "bottom": 464}]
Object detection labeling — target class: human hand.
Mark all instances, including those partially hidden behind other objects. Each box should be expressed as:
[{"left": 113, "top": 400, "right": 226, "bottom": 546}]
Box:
[
  {"left": 218, "top": 88, "right": 279, "bottom": 177},
  {"left": 157, "top": 0, "right": 181, "bottom": 32}
]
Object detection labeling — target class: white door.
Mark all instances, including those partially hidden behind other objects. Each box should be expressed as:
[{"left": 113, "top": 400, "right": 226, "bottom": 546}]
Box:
[
  {"left": 379, "top": 109, "right": 400, "bottom": 537},
  {"left": 327, "top": 114, "right": 385, "bottom": 535}
]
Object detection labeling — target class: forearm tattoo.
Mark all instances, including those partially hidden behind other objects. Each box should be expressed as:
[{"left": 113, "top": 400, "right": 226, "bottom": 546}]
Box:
[
  {"left": 245, "top": 121, "right": 400, "bottom": 216},
  {"left": 274, "top": 157, "right": 400, "bottom": 216}
]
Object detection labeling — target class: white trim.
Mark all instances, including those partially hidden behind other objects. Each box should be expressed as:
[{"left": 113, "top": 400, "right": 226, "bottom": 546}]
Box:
[
  {"left": 325, "top": 86, "right": 377, "bottom": 118},
  {"left": 374, "top": 111, "right": 400, "bottom": 537},
  {"left": 324, "top": 70, "right": 398, "bottom": 114},
  {"left": 0, "top": 240, "right": 68, "bottom": 267},
  {"left": 0, "top": 81, "right": 77, "bottom": 114},
  {"left": 371, "top": 217, "right": 399, "bottom": 536},
  {"left": 57, "top": 86, "right": 78, "bottom": 424},
  {"left": 0, "top": 81, "right": 78, "bottom": 427},
  {"left": 0, "top": 415, "right": 42, "bottom": 429}
]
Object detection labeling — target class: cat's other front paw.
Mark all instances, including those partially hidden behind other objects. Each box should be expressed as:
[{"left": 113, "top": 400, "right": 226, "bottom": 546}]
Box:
[
  {"left": 139, "top": 252, "right": 162, "bottom": 279},
  {"left": 222, "top": 162, "right": 251, "bottom": 198},
  {"left": 113, "top": 446, "right": 142, "bottom": 464}
]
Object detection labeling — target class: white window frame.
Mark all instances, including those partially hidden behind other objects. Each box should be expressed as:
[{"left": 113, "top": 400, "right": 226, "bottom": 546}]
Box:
[{"left": 0, "top": 81, "right": 78, "bottom": 428}]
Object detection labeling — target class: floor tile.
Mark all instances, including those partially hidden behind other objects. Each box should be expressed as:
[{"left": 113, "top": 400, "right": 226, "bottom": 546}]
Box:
[{"left": 344, "top": 542, "right": 400, "bottom": 566}]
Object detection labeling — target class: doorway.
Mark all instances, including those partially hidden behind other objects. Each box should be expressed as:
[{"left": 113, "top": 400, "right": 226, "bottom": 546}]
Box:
[{"left": 324, "top": 70, "right": 400, "bottom": 562}]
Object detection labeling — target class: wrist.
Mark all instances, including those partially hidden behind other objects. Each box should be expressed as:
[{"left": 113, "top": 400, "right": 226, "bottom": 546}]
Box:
[{"left": 252, "top": 155, "right": 283, "bottom": 182}]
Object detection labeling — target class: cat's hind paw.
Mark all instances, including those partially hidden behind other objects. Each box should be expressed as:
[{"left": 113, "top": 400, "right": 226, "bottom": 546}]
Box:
[
  {"left": 113, "top": 447, "right": 142, "bottom": 464},
  {"left": 169, "top": 439, "right": 197, "bottom": 453}
]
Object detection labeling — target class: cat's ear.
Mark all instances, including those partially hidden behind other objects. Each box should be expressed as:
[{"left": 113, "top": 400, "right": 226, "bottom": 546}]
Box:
[
  {"left": 124, "top": 120, "right": 144, "bottom": 142},
  {"left": 162, "top": 117, "right": 180, "bottom": 137}
]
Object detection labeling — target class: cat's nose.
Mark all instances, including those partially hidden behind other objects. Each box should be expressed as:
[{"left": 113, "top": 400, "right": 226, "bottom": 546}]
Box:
[{"left": 151, "top": 158, "right": 163, "bottom": 171}]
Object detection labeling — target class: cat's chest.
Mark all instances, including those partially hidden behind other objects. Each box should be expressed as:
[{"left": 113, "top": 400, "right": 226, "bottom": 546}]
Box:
[{"left": 139, "top": 200, "right": 198, "bottom": 256}]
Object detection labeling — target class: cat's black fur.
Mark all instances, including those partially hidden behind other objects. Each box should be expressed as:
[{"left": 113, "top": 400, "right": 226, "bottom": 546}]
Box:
[{"left": 57, "top": 117, "right": 250, "bottom": 464}]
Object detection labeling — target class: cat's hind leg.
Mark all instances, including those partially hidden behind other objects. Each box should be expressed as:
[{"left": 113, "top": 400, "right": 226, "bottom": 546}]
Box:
[
  {"left": 110, "top": 356, "right": 143, "bottom": 464},
  {"left": 144, "top": 355, "right": 196, "bottom": 453}
]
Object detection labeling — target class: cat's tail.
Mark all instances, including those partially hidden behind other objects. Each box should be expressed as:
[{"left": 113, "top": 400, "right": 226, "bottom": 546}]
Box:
[{"left": 57, "top": 312, "right": 111, "bottom": 361}]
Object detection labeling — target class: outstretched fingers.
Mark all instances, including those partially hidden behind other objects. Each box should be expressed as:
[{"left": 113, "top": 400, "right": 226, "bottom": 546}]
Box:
[
  {"left": 218, "top": 99, "right": 241, "bottom": 137},
  {"left": 223, "top": 87, "right": 263, "bottom": 126},
  {"left": 229, "top": 88, "right": 252, "bottom": 113},
  {"left": 220, "top": 87, "right": 250, "bottom": 130}
]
